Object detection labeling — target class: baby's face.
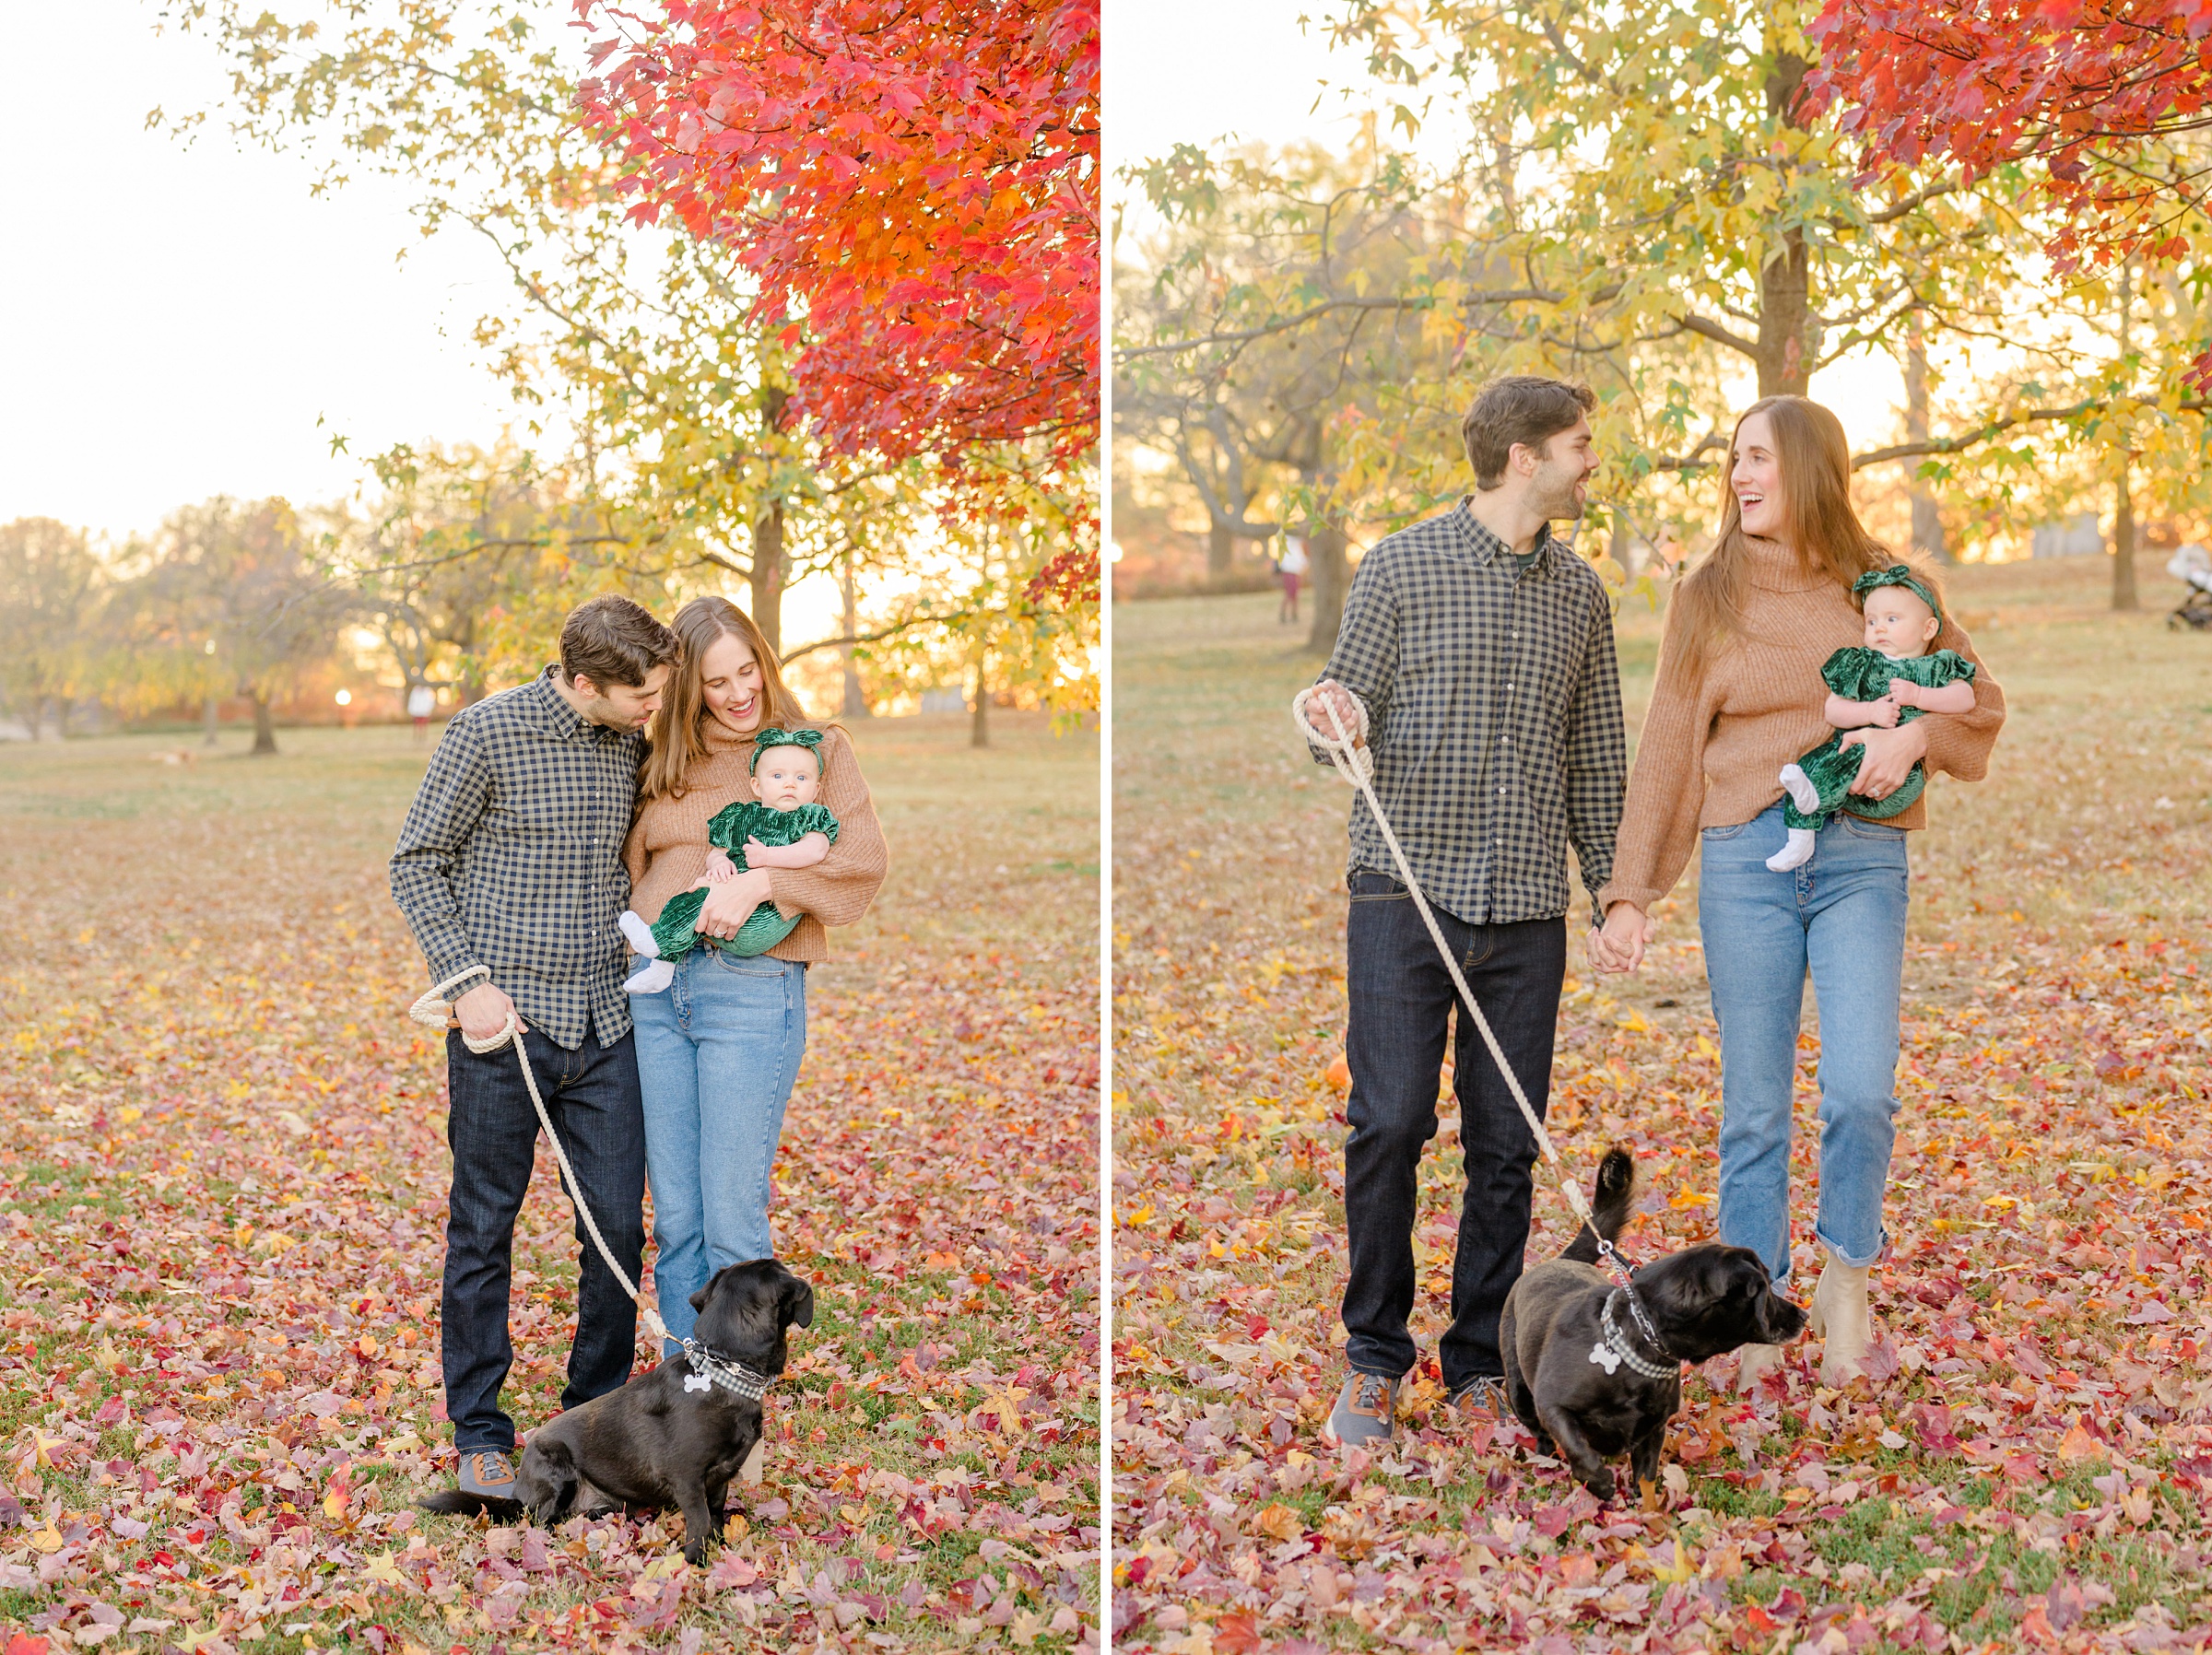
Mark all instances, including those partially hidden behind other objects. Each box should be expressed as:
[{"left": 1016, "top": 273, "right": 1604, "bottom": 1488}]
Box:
[
  {"left": 1862, "top": 587, "right": 1940, "bottom": 657},
  {"left": 751, "top": 745, "right": 822, "bottom": 810}
]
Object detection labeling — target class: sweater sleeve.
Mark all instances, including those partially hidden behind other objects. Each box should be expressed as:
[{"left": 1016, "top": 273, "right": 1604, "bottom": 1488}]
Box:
[
  {"left": 764, "top": 728, "right": 886, "bottom": 929},
  {"left": 1916, "top": 623, "right": 2004, "bottom": 781},
  {"left": 1595, "top": 616, "right": 1714, "bottom": 913}
]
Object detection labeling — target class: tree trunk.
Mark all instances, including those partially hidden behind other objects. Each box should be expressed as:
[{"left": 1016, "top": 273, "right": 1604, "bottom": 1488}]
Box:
[
  {"left": 2113, "top": 464, "right": 2138, "bottom": 612},
  {"left": 1903, "top": 331, "right": 1952, "bottom": 564},
  {"left": 202, "top": 694, "right": 222, "bottom": 746},
  {"left": 1304, "top": 515, "right": 1351, "bottom": 655},
  {"left": 839, "top": 558, "right": 870, "bottom": 718},
  {"left": 31, "top": 695, "right": 52, "bottom": 742},
  {"left": 251, "top": 692, "right": 278, "bottom": 756},
  {"left": 969, "top": 651, "right": 990, "bottom": 749},
  {"left": 752, "top": 499, "right": 787, "bottom": 654},
  {"left": 1757, "top": 53, "right": 1817, "bottom": 398},
  {"left": 1207, "top": 520, "right": 1234, "bottom": 581},
  {"left": 2113, "top": 259, "right": 2138, "bottom": 612}
]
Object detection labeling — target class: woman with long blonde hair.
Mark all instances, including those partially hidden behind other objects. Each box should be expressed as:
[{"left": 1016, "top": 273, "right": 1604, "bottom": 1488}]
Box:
[
  {"left": 1594, "top": 397, "right": 2005, "bottom": 1384},
  {"left": 621, "top": 597, "right": 888, "bottom": 1355}
]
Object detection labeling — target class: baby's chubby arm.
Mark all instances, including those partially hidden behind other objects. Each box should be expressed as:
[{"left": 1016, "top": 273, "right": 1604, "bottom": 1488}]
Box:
[
  {"left": 1888, "top": 677, "right": 1977, "bottom": 713},
  {"left": 693, "top": 848, "right": 737, "bottom": 887},
  {"left": 1826, "top": 691, "right": 1901, "bottom": 730},
  {"left": 742, "top": 831, "right": 831, "bottom": 870}
]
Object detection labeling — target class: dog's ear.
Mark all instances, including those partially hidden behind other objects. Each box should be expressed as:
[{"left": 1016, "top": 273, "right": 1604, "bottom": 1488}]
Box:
[
  {"left": 689, "top": 1285, "right": 712, "bottom": 1313},
  {"left": 780, "top": 1271, "right": 816, "bottom": 1331}
]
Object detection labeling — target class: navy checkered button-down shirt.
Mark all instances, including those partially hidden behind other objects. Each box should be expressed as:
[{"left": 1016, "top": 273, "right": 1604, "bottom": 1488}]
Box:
[
  {"left": 390, "top": 666, "right": 646, "bottom": 1050},
  {"left": 1313, "top": 499, "right": 1628, "bottom": 925}
]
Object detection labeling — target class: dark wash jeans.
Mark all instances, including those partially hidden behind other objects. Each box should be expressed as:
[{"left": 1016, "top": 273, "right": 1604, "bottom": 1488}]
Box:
[
  {"left": 1342, "top": 871, "right": 1567, "bottom": 1391},
  {"left": 442, "top": 1025, "right": 647, "bottom": 1452}
]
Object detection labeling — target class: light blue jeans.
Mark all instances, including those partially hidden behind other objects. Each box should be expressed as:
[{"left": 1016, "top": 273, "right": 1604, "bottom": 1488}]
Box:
[
  {"left": 1698, "top": 803, "right": 1908, "bottom": 1291},
  {"left": 629, "top": 948, "right": 808, "bottom": 1351}
]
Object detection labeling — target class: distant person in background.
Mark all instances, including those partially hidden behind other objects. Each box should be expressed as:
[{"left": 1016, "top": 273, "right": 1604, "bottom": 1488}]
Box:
[
  {"left": 1279, "top": 535, "right": 1309, "bottom": 625},
  {"left": 408, "top": 684, "right": 437, "bottom": 743}
]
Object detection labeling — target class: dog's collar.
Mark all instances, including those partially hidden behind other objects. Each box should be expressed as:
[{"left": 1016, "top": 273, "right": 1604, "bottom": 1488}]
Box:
[
  {"left": 680, "top": 1340, "right": 775, "bottom": 1402},
  {"left": 1592, "top": 1289, "right": 1680, "bottom": 1381}
]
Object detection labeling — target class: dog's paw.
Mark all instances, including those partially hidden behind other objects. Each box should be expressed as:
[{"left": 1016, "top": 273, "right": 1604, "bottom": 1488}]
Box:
[
  {"left": 682, "top": 1542, "right": 710, "bottom": 1567},
  {"left": 1583, "top": 1466, "right": 1617, "bottom": 1503}
]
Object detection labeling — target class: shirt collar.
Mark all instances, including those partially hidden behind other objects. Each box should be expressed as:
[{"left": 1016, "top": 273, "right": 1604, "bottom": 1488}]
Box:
[
  {"left": 527, "top": 664, "right": 599, "bottom": 745},
  {"left": 1453, "top": 498, "right": 1559, "bottom": 571}
]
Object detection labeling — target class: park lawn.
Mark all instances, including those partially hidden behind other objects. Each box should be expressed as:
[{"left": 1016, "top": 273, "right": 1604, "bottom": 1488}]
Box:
[
  {"left": 1110, "top": 558, "right": 2212, "bottom": 1655},
  {"left": 0, "top": 710, "right": 1100, "bottom": 1653}
]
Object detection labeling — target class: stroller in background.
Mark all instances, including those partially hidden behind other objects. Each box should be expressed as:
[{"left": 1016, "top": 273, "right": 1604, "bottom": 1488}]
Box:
[{"left": 2171, "top": 544, "right": 2212, "bottom": 630}]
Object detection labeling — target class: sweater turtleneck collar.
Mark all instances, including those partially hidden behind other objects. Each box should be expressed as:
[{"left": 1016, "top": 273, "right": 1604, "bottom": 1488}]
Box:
[
  {"left": 700, "top": 714, "right": 759, "bottom": 755},
  {"left": 1741, "top": 534, "right": 1830, "bottom": 594}
]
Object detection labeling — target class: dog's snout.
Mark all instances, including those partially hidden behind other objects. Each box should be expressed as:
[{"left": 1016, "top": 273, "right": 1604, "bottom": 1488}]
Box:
[{"left": 1759, "top": 1290, "right": 1809, "bottom": 1344}]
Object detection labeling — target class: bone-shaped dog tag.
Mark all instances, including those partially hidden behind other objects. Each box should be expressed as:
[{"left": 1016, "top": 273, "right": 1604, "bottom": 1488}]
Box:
[
  {"left": 685, "top": 1373, "right": 712, "bottom": 1393},
  {"left": 1588, "top": 1341, "right": 1622, "bottom": 1375}
]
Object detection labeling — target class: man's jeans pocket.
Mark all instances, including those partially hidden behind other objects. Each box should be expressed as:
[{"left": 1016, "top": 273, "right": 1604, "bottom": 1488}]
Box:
[{"left": 1348, "top": 870, "right": 1407, "bottom": 901}]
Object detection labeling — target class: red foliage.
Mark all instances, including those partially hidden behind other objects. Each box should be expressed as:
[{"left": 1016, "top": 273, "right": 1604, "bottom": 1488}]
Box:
[
  {"left": 577, "top": 0, "right": 1100, "bottom": 466},
  {"left": 1806, "top": 0, "right": 2212, "bottom": 270}
]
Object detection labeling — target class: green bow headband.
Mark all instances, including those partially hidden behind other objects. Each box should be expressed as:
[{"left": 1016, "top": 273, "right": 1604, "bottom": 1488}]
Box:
[
  {"left": 1852, "top": 564, "right": 1942, "bottom": 625},
  {"left": 748, "top": 726, "right": 825, "bottom": 773}
]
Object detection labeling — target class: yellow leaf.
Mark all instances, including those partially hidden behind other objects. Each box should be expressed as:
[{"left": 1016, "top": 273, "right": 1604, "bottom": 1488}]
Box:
[
  {"left": 1256, "top": 1502, "right": 1303, "bottom": 1542},
  {"left": 2057, "top": 1420, "right": 2103, "bottom": 1462},
  {"left": 29, "top": 1523, "right": 64, "bottom": 1554}
]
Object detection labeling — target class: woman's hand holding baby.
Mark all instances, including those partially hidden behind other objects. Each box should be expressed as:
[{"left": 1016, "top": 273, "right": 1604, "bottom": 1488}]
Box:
[
  {"left": 1839, "top": 721, "right": 1928, "bottom": 801},
  {"left": 695, "top": 868, "right": 776, "bottom": 939}
]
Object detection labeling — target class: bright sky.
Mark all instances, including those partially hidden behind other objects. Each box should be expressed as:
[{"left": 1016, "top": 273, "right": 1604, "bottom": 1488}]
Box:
[
  {"left": 0, "top": 1, "right": 519, "bottom": 544},
  {"left": 0, "top": 0, "right": 841, "bottom": 640}
]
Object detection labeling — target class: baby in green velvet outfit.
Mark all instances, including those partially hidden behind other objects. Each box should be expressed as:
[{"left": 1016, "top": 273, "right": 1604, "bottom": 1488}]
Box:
[
  {"left": 1767, "top": 565, "right": 1978, "bottom": 873},
  {"left": 618, "top": 727, "right": 840, "bottom": 993}
]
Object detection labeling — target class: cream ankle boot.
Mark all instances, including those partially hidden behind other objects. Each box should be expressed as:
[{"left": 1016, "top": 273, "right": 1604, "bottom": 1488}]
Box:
[
  {"left": 1811, "top": 1250, "right": 1872, "bottom": 1384},
  {"left": 1735, "top": 1343, "right": 1785, "bottom": 1390}
]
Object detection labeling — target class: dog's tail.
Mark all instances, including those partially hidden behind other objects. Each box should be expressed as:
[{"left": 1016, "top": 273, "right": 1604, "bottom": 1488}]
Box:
[
  {"left": 1561, "top": 1144, "right": 1639, "bottom": 1264},
  {"left": 415, "top": 1490, "right": 524, "bottom": 1522}
]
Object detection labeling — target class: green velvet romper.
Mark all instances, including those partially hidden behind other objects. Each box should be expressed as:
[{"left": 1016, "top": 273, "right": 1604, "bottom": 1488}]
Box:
[
  {"left": 1784, "top": 646, "right": 1977, "bottom": 830},
  {"left": 647, "top": 801, "right": 841, "bottom": 960}
]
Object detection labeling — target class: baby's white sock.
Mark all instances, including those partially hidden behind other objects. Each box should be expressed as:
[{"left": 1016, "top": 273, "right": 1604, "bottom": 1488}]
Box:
[
  {"left": 1780, "top": 763, "right": 1820, "bottom": 816},
  {"left": 619, "top": 910, "right": 662, "bottom": 958},
  {"left": 623, "top": 958, "right": 675, "bottom": 995},
  {"left": 1766, "top": 828, "right": 1817, "bottom": 873}
]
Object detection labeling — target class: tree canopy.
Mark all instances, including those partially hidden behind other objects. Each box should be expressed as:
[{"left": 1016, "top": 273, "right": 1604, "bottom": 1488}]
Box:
[{"left": 579, "top": 0, "right": 1100, "bottom": 464}]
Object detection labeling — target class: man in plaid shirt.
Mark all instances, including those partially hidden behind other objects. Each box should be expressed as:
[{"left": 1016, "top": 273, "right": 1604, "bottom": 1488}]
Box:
[
  {"left": 1301, "top": 377, "right": 1630, "bottom": 1449},
  {"left": 390, "top": 594, "right": 677, "bottom": 1504}
]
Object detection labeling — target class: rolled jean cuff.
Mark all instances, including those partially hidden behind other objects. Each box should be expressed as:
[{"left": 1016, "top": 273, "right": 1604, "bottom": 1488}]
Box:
[{"left": 1815, "top": 1226, "right": 1888, "bottom": 1270}]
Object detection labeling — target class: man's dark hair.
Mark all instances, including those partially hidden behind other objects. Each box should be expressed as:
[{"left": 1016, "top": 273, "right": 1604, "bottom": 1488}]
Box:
[
  {"left": 559, "top": 594, "right": 677, "bottom": 690},
  {"left": 1461, "top": 376, "right": 1598, "bottom": 491}
]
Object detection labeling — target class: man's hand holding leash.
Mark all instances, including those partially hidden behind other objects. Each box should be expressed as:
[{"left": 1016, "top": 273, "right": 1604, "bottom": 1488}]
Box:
[
  {"left": 453, "top": 980, "right": 523, "bottom": 1043},
  {"left": 1301, "top": 680, "right": 1366, "bottom": 748}
]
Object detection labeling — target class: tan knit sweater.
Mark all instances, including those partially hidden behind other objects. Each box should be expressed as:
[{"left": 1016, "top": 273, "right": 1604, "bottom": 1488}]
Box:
[
  {"left": 1596, "top": 538, "right": 2006, "bottom": 913},
  {"left": 622, "top": 720, "right": 888, "bottom": 962}
]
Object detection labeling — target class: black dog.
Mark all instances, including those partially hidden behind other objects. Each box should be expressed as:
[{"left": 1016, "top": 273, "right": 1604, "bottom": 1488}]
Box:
[
  {"left": 1499, "top": 1147, "right": 1804, "bottom": 1501},
  {"left": 420, "top": 1259, "right": 814, "bottom": 1562}
]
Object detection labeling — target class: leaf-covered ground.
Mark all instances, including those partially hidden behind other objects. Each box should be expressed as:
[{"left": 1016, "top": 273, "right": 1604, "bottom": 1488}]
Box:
[
  {"left": 0, "top": 710, "right": 1100, "bottom": 1653},
  {"left": 1112, "top": 564, "right": 2212, "bottom": 1655}
]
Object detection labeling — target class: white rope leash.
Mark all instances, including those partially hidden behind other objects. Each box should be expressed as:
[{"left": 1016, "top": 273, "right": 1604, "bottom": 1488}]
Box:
[
  {"left": 1293, "top": 687, "right": 1606, "bottom": 1248},
  {"left": 407, "top": 967, "right": 671, "bottom": 1348}
]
